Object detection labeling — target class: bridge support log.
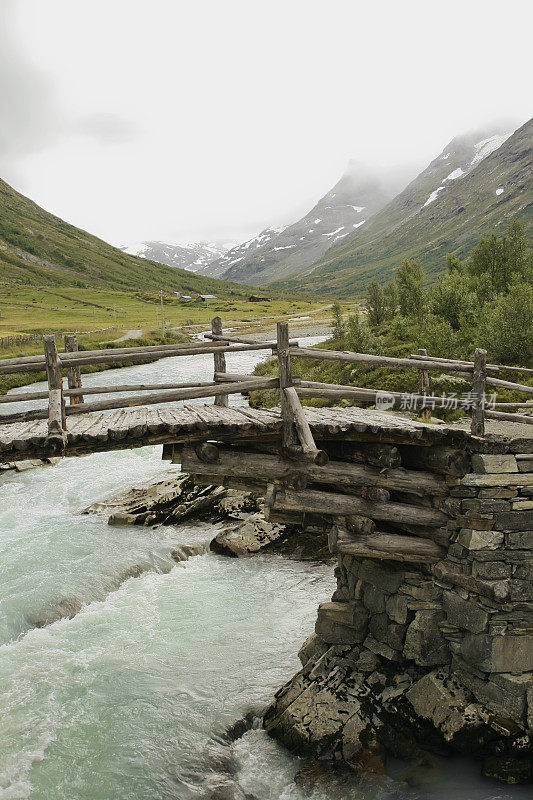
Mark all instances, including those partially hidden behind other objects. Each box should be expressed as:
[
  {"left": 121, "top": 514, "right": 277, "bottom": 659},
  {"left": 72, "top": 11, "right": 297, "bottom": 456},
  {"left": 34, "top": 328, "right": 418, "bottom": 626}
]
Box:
[
  {"left": 270, "top": 486, "right": 448, "bottom": 528},
  {"left": 43, "top": 334, "right": 66, "bottom": 451},
  {"left": 180, "top": 446, "right": 448, "bottom": 496},
  {"left": 283, "top": 387, "right": 328, "bottom": 465},
  {"left": 399, "top": 445, "right": 471, "bottom": 476},
  {"left": 64, "top": 334, "right": 84, "bottom": 405},
  {"left": 471, "top": 347, "right": 487, "bottom": 437},
  {"left": 211, "top": 317, "right": 228, "bottom": 407},
  {"left": 418, "top": 347, "right": 431, "bottom": 421}
]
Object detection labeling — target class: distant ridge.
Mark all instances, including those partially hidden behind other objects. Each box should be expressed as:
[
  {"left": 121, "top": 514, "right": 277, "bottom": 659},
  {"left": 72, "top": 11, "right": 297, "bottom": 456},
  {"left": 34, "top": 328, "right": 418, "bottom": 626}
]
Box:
[
  {"left": 121, "top": 240, "right": 235, "bottom": 275},
  {"left": 0, "top": 178, "right": 249, "bottom": 295},
  {"left": 271, "top": 119, "right": 532, "bottom": 295},
  {"left": 209, "top": 162, "right": 394, "bottom": 285}
]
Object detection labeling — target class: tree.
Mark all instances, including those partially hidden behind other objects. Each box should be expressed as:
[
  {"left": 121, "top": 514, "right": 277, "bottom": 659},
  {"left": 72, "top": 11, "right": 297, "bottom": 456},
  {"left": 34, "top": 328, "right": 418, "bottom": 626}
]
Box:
[
  {"left": 382, "top": 281, "right": 398, "bottom": 318},
  {"left": 366, "top": 281, "right": 386, "bottom": 327},
  {"left": 430, "top": 271, "right": 477, "bottom": 330},
  {"left": 331, "top": 301, "right": 345, "bottom": 343},
  {"left": 446, "top": 252, "right": 464, "bottom": 274},
  {"left": 346, "top": 310, "right": 375, "bottom": 353},
  {"left": 396, "top": 259, "right": 426, "bottom": 321},
  {"left": 482, "top": 280, "right": 533, "bottom": 365}
]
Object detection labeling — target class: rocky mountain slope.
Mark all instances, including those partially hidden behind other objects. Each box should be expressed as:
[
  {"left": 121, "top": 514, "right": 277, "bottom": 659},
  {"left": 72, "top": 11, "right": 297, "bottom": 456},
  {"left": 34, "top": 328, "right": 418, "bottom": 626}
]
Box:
[
  {"left": 0, "top": 177, "right": 249, "bottom": 294},
  {"left": 122, "top": 240, "right": 234, "bottom": 274},
  {"left": 274, "top": 120, "right": 531, "bottom": 295},
  {"left": 210, "top": 163, "right": 394, "bottom": 285}
]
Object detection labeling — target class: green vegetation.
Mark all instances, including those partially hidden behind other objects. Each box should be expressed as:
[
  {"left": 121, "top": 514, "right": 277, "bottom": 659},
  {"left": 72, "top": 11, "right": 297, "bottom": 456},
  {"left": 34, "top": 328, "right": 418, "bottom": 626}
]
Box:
[{"left": 253, "top": 221, "right": 533, "bottom": 412}]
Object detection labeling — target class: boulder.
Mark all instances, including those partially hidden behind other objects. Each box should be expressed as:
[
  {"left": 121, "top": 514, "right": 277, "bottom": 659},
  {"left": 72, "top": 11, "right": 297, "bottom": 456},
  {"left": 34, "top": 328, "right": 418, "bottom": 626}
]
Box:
[{"left": 210, "top": 513, "right": 284, "bottom": 557}]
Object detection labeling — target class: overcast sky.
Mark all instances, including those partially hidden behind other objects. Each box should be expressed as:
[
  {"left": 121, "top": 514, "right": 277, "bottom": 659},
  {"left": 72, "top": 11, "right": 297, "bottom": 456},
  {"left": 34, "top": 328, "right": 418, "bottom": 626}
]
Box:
[{"left": 0, "top": 0, "right": 530, "bottom": 248}]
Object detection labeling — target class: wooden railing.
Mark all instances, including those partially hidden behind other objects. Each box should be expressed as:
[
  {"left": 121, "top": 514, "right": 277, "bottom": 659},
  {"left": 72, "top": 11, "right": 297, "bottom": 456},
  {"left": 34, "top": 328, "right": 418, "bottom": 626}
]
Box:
[{"left": 0, "top": 319, "right": 532, "bottom": 451}]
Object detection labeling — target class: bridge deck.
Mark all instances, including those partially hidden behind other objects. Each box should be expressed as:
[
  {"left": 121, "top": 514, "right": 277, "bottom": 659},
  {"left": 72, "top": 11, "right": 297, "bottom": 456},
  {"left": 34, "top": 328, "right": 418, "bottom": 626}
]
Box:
[{"left": 0, "top": 404, "right": 488, "bottom": 463}]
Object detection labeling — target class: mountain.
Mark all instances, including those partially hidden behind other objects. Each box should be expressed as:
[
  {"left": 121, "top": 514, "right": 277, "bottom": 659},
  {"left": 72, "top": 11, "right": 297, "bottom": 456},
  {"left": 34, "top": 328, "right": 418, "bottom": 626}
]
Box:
[
  {"left": 272, "top": 120, "right": 532, "bottom": 296},
  {"left": 0, "top": 177, "right": 248, "bottom": 295},
  {"left": 205, "top": 226, "right": 288, "bottom": 278},
  {"left": 121, "top": 240, "right": 235, "bottom": 274},
  {"left": 209, "top": 163, "right": 394, "bottom": 285}
]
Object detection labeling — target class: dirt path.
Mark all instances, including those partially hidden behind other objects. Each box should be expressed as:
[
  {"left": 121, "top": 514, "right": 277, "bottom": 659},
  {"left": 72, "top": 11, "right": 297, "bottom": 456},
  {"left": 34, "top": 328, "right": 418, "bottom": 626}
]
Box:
[{"left": 112, "top": 329, "right": 143, "bottom": 342}]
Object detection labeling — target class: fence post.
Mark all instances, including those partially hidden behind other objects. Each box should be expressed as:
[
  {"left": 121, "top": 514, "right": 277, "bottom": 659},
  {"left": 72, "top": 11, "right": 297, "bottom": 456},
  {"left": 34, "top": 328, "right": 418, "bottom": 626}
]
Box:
[
  {"left": 471, "top": 347, "right": 487, "bottom": 437},
  {"left": 64, "top": 334, "right": 84, "bottom": 405},
  {"left": 211, "top": 317, "right": 228, "bottom": 407},
  {"left": 277, "top": 321, "right": 296, "bottom": 448},
  {"left": 43, "top": 334, "right": 66, "bottom": 444},
  {"left": 418, "top": 347, "right": 431, "bottom": 420}
]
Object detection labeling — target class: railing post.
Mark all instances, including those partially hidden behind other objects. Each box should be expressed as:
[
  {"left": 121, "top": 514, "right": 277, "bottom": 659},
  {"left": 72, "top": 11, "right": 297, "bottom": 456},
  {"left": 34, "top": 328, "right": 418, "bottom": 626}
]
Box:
[
  {"left": 43, "top": 334, "right": 66, "bottom": 445},
  {"left": 471, "top": 347, "right": 487, "bottom": 437},
  {"left": 64, "top": 333, "right": 84, "bottom": 405},
  {"left": 417, "top": 347, "right": 431, "bottom": 420},
  {"left": 277, "top": 321, "right": 296, "bottom": 447},
  {"left": 211, "top": 317, "right": 228, "bottom": 407}
]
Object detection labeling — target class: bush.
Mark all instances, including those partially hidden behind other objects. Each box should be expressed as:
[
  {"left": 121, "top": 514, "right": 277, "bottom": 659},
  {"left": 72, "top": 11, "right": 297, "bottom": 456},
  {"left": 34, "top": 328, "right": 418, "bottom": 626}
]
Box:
[
  {"left": 418, "top": 314, "right": 458, "bottom": 358},
  {"left": 482, "top": 281, "right": 533, "bottom": 365}
]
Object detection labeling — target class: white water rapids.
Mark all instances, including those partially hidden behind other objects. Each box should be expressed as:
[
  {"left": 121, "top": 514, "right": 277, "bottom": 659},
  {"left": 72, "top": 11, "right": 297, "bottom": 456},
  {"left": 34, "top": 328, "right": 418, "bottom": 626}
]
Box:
[{"left": 0, "top": 337, "right": 529, "bottom": 799}]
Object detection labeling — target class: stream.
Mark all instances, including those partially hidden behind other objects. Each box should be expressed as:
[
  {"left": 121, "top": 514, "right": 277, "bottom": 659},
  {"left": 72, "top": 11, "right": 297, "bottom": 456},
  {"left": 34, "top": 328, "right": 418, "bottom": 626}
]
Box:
[{"left": 0, "top": 337, "right": 529, "bottom": 799}]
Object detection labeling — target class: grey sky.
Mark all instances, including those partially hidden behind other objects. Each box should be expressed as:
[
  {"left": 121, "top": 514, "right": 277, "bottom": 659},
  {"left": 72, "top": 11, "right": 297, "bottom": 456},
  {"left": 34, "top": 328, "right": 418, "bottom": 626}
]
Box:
[{"left": 1, "top": 0, "right": 531, "bottom": 247}]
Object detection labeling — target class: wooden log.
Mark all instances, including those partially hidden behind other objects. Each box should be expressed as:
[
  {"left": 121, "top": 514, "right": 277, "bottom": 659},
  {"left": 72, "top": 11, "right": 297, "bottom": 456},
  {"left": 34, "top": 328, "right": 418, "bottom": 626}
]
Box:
[
  {"left": 361, "top": 486, "right": 390, "bottom": 502},
  {"left": 290, "top": 347, "right": 474, "bottom": 375},
  {"left": 179, "top": 447, "right": 448, "bottom": 496},
  {"left": 211, "top": 317, "right": 228, "bottom": 407},
  {"left": 471, "top": 347, "right": 487, "bottom": 437},
  {"left": 485, "top": 409, "right": 533, "bottom": 425},
  {"left": 272, "top": 486, "right": 448, "bottom": 527},
  {"left": 410, "top": 353, "right": 533, "bottom": 376},
  {"left": 206, "top": 333, "right": 300, "bottom": 346},
  {"left": 63, "top": 377, "right": 279, "bottom": 414},
  {"left": 0, "top": 381, "right": 217, "bottom": 404},
  {"left": 334, "top": 523, "right": 444, "bottom": 563},
  {"left": 263, "top": 482, "right": 277, "bottom": 519},
  {"left": 283, "top": 386, "right": 328, "bottom": 465},
  {"left": 277, "top": 322, "right": 296, "bottom": 448},
  {"left": 64, "top": 334, "right": 83, "bottom": 405},
  {"left": 0, "top": 342, "right": 290, "bottom": 375},
  {"left": 327, "top": 441, "right": 401, "bottom": 469},
  {"left": 418, "top": 348, "right": 431, "bottom": 421},
  {"left": 195, "top": 442, "right": 220, "bottom": 463},
  {"left": 0, "top": 378, "right": 280, "bottom": 423},
  {"left": 485, "top": 375, "right": 533, "bottom": 395},
  {"left": 399, "top": 445, "right": 471, "bottom": 476},
  {"left": 43, "top": 335, "right": 66, "bottom": 436},
  {"left": 346, "top": 514, "right": 376, "bottom": 535},
  {"left": 0, "top": 339, "right": 223, "bottom": 368}
]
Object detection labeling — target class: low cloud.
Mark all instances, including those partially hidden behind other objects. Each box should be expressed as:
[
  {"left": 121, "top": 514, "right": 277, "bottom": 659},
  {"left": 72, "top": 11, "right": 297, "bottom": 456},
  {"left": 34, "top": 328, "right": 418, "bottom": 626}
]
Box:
[{"left": 72, "top": 112, "right": 141, "bottom": 145}]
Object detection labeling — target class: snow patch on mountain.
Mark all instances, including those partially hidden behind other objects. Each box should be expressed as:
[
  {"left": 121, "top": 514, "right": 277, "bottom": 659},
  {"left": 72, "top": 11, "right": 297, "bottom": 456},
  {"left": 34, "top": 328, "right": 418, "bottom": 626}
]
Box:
[{"left": 471, "top": 133, "right": 512, "bottom": 168}]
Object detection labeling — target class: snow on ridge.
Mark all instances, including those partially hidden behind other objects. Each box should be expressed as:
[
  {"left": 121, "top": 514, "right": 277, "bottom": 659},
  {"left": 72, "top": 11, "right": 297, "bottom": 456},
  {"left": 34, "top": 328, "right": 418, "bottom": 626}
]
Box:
[
  {"left": 440, "top": 152, "right": 452, "bottom": 160},
  {"left": 349, "top": 205, "right": 365, "bottom": 213},
  {"left": 322, "top": 226, "right": 345, "bottom": 238},
  {"left": 353, "top": 220, "right": 366, "bottom": 229},
  {"left": 122, "top": 241, "right": 150, "bottom": 256},
  {"left": 496, "top": 187, "right": 504, "bottom": 196},
  {"left": 272, "top": 245, "right": 296, "bottom": 251},
  {"left": 444, "top": 167, "right": 465, "bottom": 181},
  {"left": 470, "top": 133, "right": 512, "bottom": 168},
  {"left": 423, "top": 187, "right": 446, "bottom": 208},
  {"left": 314, "top": 218, "right": 322, "bottom": 224}
]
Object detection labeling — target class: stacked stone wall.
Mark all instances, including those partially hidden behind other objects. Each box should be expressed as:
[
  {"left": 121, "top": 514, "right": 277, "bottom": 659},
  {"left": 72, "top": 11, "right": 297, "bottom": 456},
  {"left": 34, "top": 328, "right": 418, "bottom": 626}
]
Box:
[{"left": 264, "top": 441, "right": 533, "bottom": 784}]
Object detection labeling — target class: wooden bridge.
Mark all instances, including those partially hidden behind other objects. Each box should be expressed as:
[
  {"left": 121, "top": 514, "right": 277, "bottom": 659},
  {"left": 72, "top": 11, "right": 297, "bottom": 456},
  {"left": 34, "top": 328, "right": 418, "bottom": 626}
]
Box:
[
  {"left": 2, "top": 318, "right": 532, "bottom": 563},
  {"left": 1, "top": 318, "right": 532, "bottom": 464}
]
